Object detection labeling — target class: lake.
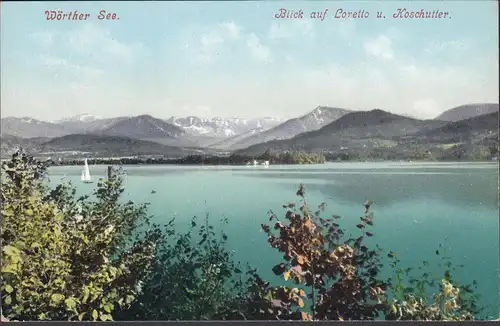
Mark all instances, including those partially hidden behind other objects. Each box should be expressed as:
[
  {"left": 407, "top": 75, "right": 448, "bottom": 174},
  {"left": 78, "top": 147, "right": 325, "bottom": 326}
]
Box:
[{"left": 47, "top": 162, "right": 499, "bottom": 319}]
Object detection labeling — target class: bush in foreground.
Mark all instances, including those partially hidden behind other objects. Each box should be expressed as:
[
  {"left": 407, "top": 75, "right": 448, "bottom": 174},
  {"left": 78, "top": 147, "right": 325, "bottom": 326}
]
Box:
[
  {"left": 221, "top": 184, "right": 480, "bottom": 321},
  {"left": 1, "top": 151, "right": 160, "bottom": 321}
]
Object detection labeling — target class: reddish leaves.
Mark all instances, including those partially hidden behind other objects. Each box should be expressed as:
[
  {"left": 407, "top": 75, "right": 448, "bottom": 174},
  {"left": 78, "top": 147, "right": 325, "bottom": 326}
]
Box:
[{"left": 258, "top": 185, "right": 389, "bottom": 321}]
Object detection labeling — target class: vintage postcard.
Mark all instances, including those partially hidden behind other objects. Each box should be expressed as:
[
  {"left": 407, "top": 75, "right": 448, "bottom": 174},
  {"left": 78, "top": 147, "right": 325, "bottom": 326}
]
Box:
[{"left": 1, "top": 0, "right": 498, "bottom": 323}]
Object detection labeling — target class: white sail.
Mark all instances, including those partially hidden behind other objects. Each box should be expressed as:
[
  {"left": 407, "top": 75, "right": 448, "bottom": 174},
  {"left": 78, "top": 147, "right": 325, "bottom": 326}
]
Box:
[
  {"left": 82, "top": 159, "right": 92, "bottom": 183},
  {"left": 80, "top": 170, "right": 85, "bottom": 181}
]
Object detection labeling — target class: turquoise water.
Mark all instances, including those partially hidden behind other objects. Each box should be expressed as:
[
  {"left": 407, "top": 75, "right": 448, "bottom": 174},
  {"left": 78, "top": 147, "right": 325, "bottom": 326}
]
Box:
[{"left": 48, "top": 162, "right": 499, "bottom": 319}]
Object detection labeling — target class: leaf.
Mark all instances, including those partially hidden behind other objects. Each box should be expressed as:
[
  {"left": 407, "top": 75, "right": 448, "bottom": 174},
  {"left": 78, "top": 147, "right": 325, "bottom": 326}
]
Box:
[
  {"left": 82, "top": 287, "right": 90, "bottom": 303},
  {"left": 103, "top": 303, "right": 114, "bottom": 313},
  {"left": 64, "top": 297, "right": 77, "bottom": 310},
  {"left": 78, "top": 312, "right": 86, "bottom": 321},
  {"left": 272, "top": 263, "right": 286, "bottom": 275},
  {"left": 304, "top": 219, "right": 314, "bottom": 229},
  {"left": 4, "top": 284, "right": 13, "bottom": 294},
  {"left": 99, "top": 314, "right": 113, "bottom": 321},
  {"left": 3, "top": 245, "right": 21, "bottom": 258},
  {"left": 283, "top": 271, "right": 290, "bottom": 281},
  {"left": 125, "top": 294, "right": 135, "bottom": 304},
  {"left": 391, "top": 303, "right": 397, "bottom": 314},
  {"left": 92, "top": 309, "right": 98, "bottom": 321},
  {"left": 4, "top": 295, "right": 11, "bottom": 305},
  {"left": 50, "top": 293, "right": 65, "bottom": 305}
]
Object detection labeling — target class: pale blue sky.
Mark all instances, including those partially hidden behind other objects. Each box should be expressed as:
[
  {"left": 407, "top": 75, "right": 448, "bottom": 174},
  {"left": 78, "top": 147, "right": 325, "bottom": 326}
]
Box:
[{"left": 1, "top": 1, "right": 498, "bottom": 121}]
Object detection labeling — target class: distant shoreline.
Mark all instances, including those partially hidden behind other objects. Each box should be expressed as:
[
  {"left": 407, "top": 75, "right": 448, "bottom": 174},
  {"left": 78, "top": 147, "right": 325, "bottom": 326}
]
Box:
[
  {"left": 2, "top": 151, "right": 498, "bottom": 166},
  {"left": 44, "top": 158, "right": 498, "bottom": 167}
]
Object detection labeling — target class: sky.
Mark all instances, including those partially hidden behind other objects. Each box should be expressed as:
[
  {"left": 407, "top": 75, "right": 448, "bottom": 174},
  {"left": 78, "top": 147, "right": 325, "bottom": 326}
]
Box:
[{"left": 1, "top": 1, "right": 498, "bottom": 121}]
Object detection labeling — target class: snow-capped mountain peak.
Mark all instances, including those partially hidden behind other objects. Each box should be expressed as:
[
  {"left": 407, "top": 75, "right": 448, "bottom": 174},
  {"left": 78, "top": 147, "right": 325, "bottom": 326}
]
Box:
[
  {"left": 57, "top": 113, "right": 100, "bottom": 123},
  {"left": 166, "top": 116, "right": 284, "bottom": 138}
]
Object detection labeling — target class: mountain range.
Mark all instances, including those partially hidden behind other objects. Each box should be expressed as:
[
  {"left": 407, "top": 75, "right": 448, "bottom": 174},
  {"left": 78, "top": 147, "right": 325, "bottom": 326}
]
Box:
[
  {"left": 166, "top": 116, "right": 283, "bottom": 139},
  {"left": 219, "top": 106, "right": 352, "bottom": 150},
  {"left": 236, "top": 108, "right": 499, "bottom": 159},
  {"left": 1, "top": 103, "right": 498, "bottom": 159},
  {"left": 434, "top": 103, "right": 498, "bottom": 122}
]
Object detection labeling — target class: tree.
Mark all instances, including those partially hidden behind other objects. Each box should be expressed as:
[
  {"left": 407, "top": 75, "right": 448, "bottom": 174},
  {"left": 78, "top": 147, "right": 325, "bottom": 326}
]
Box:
[{"left": 1, "top": 150, "right": 161, "bottom": 321}]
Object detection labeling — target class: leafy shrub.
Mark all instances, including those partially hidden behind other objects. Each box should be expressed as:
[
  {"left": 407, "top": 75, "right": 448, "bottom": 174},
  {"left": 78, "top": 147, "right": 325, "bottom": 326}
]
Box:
[
  {"left": 123, "top": 214, "right": 247, "bottom": 321},
  {"left": 235, "top": 184, "right": 481, "bottom": 321},
  {"left": 386, "top": 248, "right": 480, "bottom": 320},
  {"left": 1, "top": 151, "right": 160, "bottom": 321}
]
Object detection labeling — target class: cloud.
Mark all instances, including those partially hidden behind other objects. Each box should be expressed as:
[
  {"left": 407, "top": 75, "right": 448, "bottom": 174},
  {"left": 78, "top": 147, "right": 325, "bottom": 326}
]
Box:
[
  {"left": 424, "top": 39, "right": 471, "bottom": 54},
  {"left": 191, "top": 21, "right": 242, "bottom": 63},
  {"left": 6, "top": 16, "right": 497, "bottom": 121},
  {"left": 30, "top": 24, "right": 145, "bottom": 69},
  {"left": 10, "top": 23, "right": 151, "bottom": 119},
  {"left": 39, "top": 55, "right": 104, "bottom": 79},
  {"left": 364, "top": 35, "right": 394, "bottom": 60},
  {"left": 247, "top": 33, "right": 272, "bottom": 63},
  {"left": 65, "top": 23, "right": 145, "bottom": 63},
  {"left": 30, "top": 31, "right": 56, "bottom": 48},
  {"left": 219, "top": 21, "right": 241, "bottom": 40},
  {"left": 186, "top": 21, "right": 274, "bottom": 64},
  {"left": 28, "top": 23, "right": 147, "bottom": 87},
  {"left": 268, "top": 20, "right": 314, "bottom": 39},
  {"left": 336, "top": 21, "right": 356, "bottom": 39},
  {"left": 288, "top": 53, "right": 497, "bottom": 119}
]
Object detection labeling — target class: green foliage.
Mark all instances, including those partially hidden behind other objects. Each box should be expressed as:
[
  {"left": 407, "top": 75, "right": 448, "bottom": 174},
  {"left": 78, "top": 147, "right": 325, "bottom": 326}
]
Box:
[
  {"left": 386, "top": 247, "right": 480, "bottom": 321},
  {"left": 1, "top": 150, "right": 160, "bottom": 321},
  {"left": 123, "top": 214, "right": 247, "bottom": 320}
]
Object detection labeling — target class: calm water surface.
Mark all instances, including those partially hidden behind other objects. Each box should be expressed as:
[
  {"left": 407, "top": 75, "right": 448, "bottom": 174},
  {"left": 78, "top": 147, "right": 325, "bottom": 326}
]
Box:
[{"left": 48, "top": 162, "right": 499, "bottom": 319}]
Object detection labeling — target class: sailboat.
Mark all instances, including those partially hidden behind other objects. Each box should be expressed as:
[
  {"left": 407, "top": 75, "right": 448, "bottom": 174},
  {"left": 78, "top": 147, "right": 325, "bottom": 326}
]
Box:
[{"left": 81, "top": 159, "right": 93, "bottom": 183}]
